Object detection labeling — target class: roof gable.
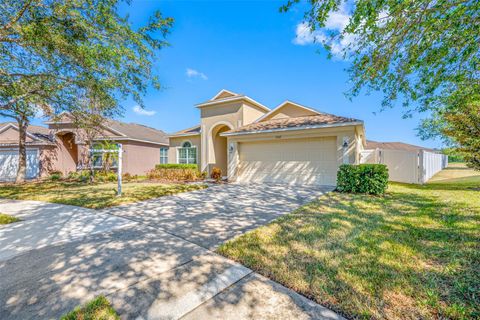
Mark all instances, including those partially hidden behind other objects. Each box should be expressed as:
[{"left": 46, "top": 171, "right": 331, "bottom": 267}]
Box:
[
  {"left": 210, "top": 89, "right": 239, "bottom": 101},
  {"left": 45, "top": 113, "right": 168, "bottom": 145},
  {"left": 196, "top": 95, "right": 270, "bottom": 113},
  {"left": 170, "top": 125, "right": 201, "bottom": 137},
  {"left": 45, "top": 111, "right": 75, "bottom": 124},
  {"left": 0, "top": 124, "right": 35, "bottom": 143},
  {"left": 256, "top": 101, "right": 321, "bottom": 122},
  {"left": 0, "top": 122, "right": 53, "bottom": 145}
]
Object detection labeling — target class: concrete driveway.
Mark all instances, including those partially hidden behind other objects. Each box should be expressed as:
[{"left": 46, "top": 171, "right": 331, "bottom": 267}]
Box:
[
  {"left": 104, "top": 183, "right": 334, "bottom": 249},
  {"left": 0, "top": 183, "right": 339, "bottom": 320}
]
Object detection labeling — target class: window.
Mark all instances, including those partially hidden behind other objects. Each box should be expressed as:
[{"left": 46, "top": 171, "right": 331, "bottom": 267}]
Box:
[
  {"left": 178, "top": 141, "right": 197, "bottom": 164},
  {"left": 90, "top": 143, "right": 119, "bottom": 169},
  {"left": 160, "top": 147, "right": 169, "bottom": 164},
  {"left": 92, "top": 153, "right": 103, "bottom": 168}
]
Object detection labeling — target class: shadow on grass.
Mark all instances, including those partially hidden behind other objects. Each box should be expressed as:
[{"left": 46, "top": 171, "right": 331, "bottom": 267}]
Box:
[
  {"left": 394, "top": 179, "right": 480, "bottom": 191},
  {"left": 442, "top": 166, "right": 473, "bottom": 171},
  {"left": 0, "top": 224, "right": 333, "bottom": 320},
  {"left": 219, "top": 190, "right": 480, "bottom": 319},
  {"left": 0, "top": 184, "right": 338, "bottom": 320},
  {"left": 0, "top": 181, "right": 206, "bottom": 209}
]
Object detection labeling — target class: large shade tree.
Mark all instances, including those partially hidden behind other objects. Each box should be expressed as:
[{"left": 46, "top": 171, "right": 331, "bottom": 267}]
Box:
[
  {"left": 419, "top": 97, "right": 480, "bottom": 169},
  {"left": 0, "top": 0, "right": 173, "bottom": 182},
  {"left": 283, "top": 0, "right": 479, "bottom": 168}
]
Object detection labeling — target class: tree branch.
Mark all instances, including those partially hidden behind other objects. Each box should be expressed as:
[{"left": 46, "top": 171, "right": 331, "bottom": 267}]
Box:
[
  {"left": 0, "top": 89, "right": 42, "bottom": 110},
  {"left": 0, "top": 110, "right": 17, "bottom": 120},
  {"left": 1, "top": 0, "right": 33, "bottom": 31}
]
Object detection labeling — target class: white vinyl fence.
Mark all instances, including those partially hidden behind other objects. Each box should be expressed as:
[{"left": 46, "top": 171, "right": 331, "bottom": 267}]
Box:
[{"left": 360, "top": 149, "right": 448, "bottom": 184}]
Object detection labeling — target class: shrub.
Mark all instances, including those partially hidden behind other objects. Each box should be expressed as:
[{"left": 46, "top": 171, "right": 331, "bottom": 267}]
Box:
[
  {"left": 210, "top": 167, "right": 222, "bottom": 181},
  {"left": 67, "top": 170, "right": 92, "bottom": 182},
  {"left": 147, "top": 166, "right": 202, "bottom": 182},
  {"left": 67, "top": 171, "right": 77, "bottom": 180},
  {"left": 121, "top": 173, "right": 140, "bottom": 182},
  {"left": 336, "top": 164, "right": 389, "bottom": 195},
  {"left": 96, "top": 171, "right": 117, "bottom": 182},
  {"left": 49, "top": 171, "right": 63, "bottom": 181},
  {"left": 155, "top": 164, "right": 198, "bottom": 170}
]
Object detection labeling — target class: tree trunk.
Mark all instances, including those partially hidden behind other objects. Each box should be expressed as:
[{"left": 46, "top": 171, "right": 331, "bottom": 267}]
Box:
[
  {"left": 87, "top": 141, "right": 95, "bottom": 183},
  {"left": 15, "top": 118, "right": 28, "bottom": 183}
]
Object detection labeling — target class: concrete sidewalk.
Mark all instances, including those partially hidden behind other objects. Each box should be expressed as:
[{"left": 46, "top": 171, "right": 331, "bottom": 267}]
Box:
[{"left": 0, "top": 199, "right": 135, "bottom": 261}]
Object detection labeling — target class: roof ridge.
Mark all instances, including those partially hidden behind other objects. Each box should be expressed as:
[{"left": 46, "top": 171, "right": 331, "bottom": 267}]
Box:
[
  {"left": 108, "top": 118, "right": 166, "bottom": 133},
  {"left": 198, "top": 94, "right": 246, "bottom": 105},
  {"left": 128, "top": 122, "right": 166, "bottom": 133},
  {"left": 254, "top": 113, "right": 360, "bottom": 123}
]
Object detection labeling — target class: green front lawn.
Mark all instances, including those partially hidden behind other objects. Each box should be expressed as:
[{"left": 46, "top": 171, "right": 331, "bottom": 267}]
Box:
[
  {"left": 0, "top": 181, "right": 206, "bottom": 209},
  {"left": 61, "top": 296, "right": 119, "bottom": 320},
  {"left": 218, "top": 166, "right": 480, "bottom": 319},
  {"left": 0, "top": 213, "right": 20, "bottom": 225}
]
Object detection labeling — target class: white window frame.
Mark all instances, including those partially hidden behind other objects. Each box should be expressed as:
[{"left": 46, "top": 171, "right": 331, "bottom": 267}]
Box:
[
  {"left": 177, "top": 141, "right": 197, "bottom": 164},
  {"left": 160, "top": 147, "right": 169, "bottom": 164},
  {"left": 90, "top": 145, "right": 119, "bottom": 169}
]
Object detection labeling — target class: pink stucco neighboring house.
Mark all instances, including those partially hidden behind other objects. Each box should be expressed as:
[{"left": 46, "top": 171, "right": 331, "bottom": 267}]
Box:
[{"left": 0, "top": 115, "right": 169, "bottom": 181}]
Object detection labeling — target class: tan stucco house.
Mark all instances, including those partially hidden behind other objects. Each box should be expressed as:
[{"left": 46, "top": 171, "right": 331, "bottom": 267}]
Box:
[
  {"left": 0, "top": 116, "right": 169, "bottom": 181},
  {"left": 1, "top": 89, "right": 366, "bottom": 185},
  {"left": 169, "top": 89, "right": 366, "bottom": 185}
]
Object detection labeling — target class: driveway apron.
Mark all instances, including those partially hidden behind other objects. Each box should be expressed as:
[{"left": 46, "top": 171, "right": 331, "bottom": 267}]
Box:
[
  {"left": 0, "top": 184, "right": 341, "bottom": 320},
  {"left": 103, "top": 183, "right": 334, "bottom": 249}
]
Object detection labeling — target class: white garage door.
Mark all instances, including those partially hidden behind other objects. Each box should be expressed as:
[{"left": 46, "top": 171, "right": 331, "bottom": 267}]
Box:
[
  {"left": 0, "top": 149, "right": 40, "bottom": 181},
  {"left": 237, "top": 137, "right": 338, "bottom": 185}
]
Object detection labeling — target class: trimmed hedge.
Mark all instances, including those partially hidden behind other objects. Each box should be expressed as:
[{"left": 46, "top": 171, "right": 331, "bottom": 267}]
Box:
[
  {"left": 336, "top": 164, "right": 389, "bottom": 195},
  {"left": 148, "top": 163, "right": 204, "bottom": 181},
  {"left": 155, "top": 164, "right": 198, "bottom": 170}
]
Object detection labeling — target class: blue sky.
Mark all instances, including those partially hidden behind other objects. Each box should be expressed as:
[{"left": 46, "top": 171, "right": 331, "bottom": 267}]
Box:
[{"left": 20, "top": 0, "right": 441, "bottom": 148}]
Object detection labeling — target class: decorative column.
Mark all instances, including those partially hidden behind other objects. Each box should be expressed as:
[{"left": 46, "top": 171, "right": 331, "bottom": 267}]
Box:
[{"left": 227, "top": 139, "right": 239, "bottom": 181}]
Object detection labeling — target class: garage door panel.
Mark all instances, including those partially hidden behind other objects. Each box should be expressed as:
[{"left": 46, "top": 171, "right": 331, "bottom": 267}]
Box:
[
  {"left": 237, "top": 137, "right": 338, "bottom": 185},
  {"left": 0, "top": 149, "right": 39, "bottom": 181},
  {"left": 0, "top": 152, "right": 18, "bottom": 181}
]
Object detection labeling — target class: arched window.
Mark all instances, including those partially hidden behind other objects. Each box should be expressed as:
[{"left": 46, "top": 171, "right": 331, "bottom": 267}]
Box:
[{"left": 178, "top": 141, "right": 196, "bottom": 164}]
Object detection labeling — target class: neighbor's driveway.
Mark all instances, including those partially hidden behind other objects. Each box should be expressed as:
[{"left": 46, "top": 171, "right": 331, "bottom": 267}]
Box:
[
  {"left": 0, "top": 183, "right": 339, "bottom": 320},
  {"left": 104, "top": 183, "right": 334, "bottom": 249}
]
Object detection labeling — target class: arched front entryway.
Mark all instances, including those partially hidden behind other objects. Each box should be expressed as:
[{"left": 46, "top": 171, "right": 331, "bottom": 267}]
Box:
[
  {"left": 210, "top": 123, "right": 232, "bottom": 177},
  {"left": 56, "top": 131, "right": 79, "bottom": 173}
]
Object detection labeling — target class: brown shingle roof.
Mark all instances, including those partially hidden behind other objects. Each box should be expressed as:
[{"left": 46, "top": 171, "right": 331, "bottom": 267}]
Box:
[
  {"left": 0, "top": 122, "right": 54, "bottom": 145},
  {"left": 1, "top": 119, "right": 169, "bottom": 146},
  {"left": 106, "top": 120, "right": 169, "bottom": 145},
  {"left": 224, "top": 114, "right": 361, "bottom": 135},
  {"left": 366, "top": 140, "right": 437, "bottom": 152},
  {"left": 171, "top": 125, "right": 201, "bottom": 136}
]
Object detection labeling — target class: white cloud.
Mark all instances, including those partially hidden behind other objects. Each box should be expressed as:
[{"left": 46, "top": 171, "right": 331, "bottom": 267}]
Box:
[
  {"left": 34, "top": 107, "right": 45, "bottom": 119},
  {"left": 324, "top": 5, "right": 350, "bottom": 30},
  {"left": 186, "top": 68, "right": 208, "bottom": 80},
  {"left": 132, "top": 105, "right": 156, "bottom": 116},
  {"left": 292, "top": 3, "right": 355, "bottom": 60},
  {"left": 292, "top": 22, "right": 326, "bottom": 46}
]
